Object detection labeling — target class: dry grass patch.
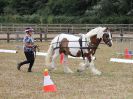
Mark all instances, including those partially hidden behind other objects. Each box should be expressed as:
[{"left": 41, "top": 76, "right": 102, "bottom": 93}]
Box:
[{"left": 0, "top": 41, "right": 133, "bottom": 99}]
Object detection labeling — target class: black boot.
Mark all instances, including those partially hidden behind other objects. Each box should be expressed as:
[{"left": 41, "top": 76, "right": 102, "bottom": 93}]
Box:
[
  {"left": 27, "top": 60, "right": 34, "bottom": 72},
  {"left": 17, "top": 61, "right": 29, "bottom": 71},
  {"left": 27, "top": 69, "right": 32, "bottom": 72},
  {"left": 17, "top": 63, "right": 21, "bottom": 70}
]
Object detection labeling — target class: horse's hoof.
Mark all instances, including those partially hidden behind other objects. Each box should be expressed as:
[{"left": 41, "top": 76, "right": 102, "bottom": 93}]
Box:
[
  {"left": 97, "top": 71, "right": 101, "bottom": 75},
  {"left": 94, "top": 71, "right": 101, "bottom": 76}
]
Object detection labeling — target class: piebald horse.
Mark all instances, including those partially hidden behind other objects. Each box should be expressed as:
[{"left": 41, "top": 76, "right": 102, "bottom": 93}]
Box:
[{"left": 45, "top": 27, "right": 112, "bottom": 75}]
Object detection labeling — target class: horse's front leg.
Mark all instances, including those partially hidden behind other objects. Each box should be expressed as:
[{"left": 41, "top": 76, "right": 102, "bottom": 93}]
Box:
[
  {"left": 77, "top": 59, "right": 89, "bottom": 72},
  {"left": 63, "top": 55, "right": 73, "bottom": 73},
  {"left": 89, "top": 55, "right": 101, "bottom": 75}
]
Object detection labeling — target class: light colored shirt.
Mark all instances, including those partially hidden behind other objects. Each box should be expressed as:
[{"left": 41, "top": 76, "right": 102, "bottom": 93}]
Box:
[{"left": 23, "top": 35, "right": 34, "bottom": 52}]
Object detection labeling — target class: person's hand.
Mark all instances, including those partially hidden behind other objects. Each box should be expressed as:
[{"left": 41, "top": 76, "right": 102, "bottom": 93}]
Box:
[
  {"left": 33, "top": 45, "right": 39, "bottom": 48},
  {"left": 33, "top": 45, "right": 40, "bottom": 52}
]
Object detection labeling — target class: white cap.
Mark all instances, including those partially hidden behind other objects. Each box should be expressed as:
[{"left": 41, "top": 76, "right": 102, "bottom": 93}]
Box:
[{"left": 25, "top": 27, "right": 34, "bottom": 33}]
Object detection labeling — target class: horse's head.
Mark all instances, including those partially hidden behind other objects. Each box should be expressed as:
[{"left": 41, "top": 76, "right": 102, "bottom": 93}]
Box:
[
  {"left": 102, "top": 27, "right": 113, "bottom": 47},
  {"left": 85, "top": 27, "right": 113, "bottom": 47}
]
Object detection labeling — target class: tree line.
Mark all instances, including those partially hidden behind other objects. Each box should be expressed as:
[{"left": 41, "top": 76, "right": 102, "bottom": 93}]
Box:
[{"left": 0, "top": 0, "right": 133, "bottom": 24}]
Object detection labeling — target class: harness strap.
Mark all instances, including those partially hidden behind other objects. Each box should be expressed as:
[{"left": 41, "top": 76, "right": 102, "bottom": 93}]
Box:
[
  {"left": 33, "top": 45, "right": 40, "bottom": 59},
  {"left": 56, "top": 35, "right": 60, "bottom": 49},
  {"left": 79, "top": 36, "right": 85, "bottom": 60},
  {"left": 53, "top": 35, "right": 61, "bottom": 51}
]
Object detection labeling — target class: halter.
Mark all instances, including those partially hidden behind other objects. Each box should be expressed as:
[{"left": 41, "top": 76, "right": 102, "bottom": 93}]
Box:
[{"left": 102, "top": 31, "right": 112, "bottom": 45}]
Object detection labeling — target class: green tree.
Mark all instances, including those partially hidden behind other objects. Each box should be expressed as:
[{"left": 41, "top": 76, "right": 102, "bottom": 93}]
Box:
[
  {"left": 117, "top": 0, "right": 133, "bottom": 15},
  {"left": 98, "top": 0, "right": 115, "bottom": 17},
  {"left": 0, "top": 0, "right": 8, "bottom": 14},
  {"left": 43, "top": 0, "right": 89, "bottom": 16},
  {"left": 11, "top": 0, "right": 44, "bottom": 15}
]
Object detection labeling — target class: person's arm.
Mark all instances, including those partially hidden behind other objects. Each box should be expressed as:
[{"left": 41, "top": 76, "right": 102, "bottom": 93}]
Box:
[{"left": 24, "top": 42, "right": 33, "bottom": 48}]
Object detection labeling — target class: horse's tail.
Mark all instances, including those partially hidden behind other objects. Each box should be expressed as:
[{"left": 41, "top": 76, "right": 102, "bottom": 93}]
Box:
[{"left": 45, "top": 44, "right": 53, "bottom": 66}]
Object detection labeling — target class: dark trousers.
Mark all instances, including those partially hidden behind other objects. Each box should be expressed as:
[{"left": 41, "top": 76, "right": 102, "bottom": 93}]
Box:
[{"left": 19, "top": 51, "right": 35, "bottom": 71}]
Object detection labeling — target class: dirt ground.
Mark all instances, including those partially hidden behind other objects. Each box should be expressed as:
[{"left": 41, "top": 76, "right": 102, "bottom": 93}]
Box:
[{"left": 0, "top": 41, "right": 133, "bottom": 99}]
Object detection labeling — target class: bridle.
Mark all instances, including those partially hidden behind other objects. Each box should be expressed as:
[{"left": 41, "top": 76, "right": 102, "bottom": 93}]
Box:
[{"left": 102, "top": 32, "right": 112, "bottom": 45}]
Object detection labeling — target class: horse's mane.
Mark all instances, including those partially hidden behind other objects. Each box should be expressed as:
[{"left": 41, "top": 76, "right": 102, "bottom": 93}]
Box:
[{"left": 85, "top": 27, "right": 106, "bottom": 38}]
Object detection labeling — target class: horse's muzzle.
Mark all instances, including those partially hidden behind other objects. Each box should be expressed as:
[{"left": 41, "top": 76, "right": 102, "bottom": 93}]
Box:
[{"left": 107, "top": 42, "right": 112, "bottom": 47}]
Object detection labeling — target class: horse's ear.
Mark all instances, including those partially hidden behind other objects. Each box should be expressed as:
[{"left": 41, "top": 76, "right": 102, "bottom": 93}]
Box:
[
  {"left": 106, "top": 27, "right": 113, "bottom": 32},
  {"left": 104, "top": 27, "right": 109, "bottom": 31},
  {"left": 108, "top": 28, "right": 113, "bottom": 32},
  {"left": 106, "top": 27, "right": 110, "bottom": 30}
]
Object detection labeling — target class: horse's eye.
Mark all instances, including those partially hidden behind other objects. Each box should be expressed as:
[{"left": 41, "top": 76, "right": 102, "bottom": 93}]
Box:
[{"left": 106, "top": 35, "right": 109, "bottom": 38}]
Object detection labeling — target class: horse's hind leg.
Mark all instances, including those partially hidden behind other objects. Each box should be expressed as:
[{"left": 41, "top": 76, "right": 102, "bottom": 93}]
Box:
[
  {"left": 50, "top": 49, "right": 59, "bottom": 71},
  {"left": 63, "top": 55, "right": 73, "bottom": 73}
]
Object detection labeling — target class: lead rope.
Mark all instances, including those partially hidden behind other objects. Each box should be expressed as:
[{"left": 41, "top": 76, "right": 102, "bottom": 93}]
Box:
[{"left": 33, "top": 44, "right": 40, "bottom": 59}]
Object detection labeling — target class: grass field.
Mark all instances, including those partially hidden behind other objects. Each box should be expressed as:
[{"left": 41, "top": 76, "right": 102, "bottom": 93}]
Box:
[{"left": 0, "top": 41, "right": 133, "bottom": 99}]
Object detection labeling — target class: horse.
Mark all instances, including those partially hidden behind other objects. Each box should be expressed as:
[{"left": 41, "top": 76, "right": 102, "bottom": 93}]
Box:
[{"left": 45, "top": 27, "right": 113, "bottom": 75}]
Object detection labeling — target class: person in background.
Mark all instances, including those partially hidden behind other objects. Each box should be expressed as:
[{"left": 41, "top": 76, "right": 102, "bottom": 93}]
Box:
[{"left": 17, "top": 27, "right": 35, "bottom": 72}]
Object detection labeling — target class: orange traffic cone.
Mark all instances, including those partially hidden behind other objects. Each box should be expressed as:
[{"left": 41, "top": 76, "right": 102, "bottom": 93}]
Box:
[
  {"left": 124, "top": 48, "right": 131, "bottom": 59},
  {"left": 43, "top": 69, "right": 57, "bottom": 92},
  {"left": 60, "top": 53, "right": 64, "bottom": 64}
]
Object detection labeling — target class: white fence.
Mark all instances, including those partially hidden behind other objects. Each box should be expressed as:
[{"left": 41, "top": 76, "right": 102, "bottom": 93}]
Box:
[{"left": 0, "top": 24, "right": 133, "bottom": 42}]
